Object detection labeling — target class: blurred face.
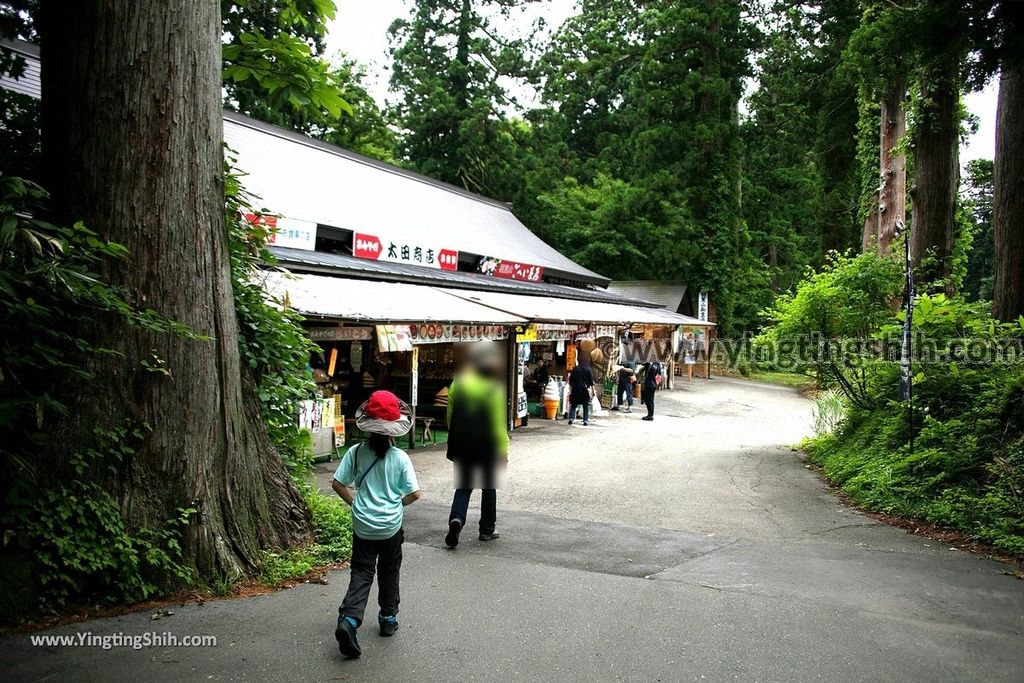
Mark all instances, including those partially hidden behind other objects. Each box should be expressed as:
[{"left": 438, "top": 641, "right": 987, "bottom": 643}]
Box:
[{"left": 456, "top": 341, "right": 506, "bottom": 380}]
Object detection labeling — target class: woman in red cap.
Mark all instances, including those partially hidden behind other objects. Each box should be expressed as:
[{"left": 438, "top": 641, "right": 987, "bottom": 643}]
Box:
[{"left": 332, "top": 390, "right": 421, "bottom": 659}]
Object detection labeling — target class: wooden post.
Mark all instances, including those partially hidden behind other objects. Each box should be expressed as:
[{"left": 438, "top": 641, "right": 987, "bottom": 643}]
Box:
[{"left": 409, "top": 347, "right": 418, "bottom": 450}]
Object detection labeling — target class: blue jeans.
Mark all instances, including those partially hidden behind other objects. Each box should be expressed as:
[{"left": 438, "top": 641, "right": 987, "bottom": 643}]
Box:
[
  {"left": 617, "top": 382, "right": 634, "bottom": 407},
  {"left": 569, "top": 399, "right": 590, "bottom": 423},
  {"left": 450, "top": 488, "right": 496, "bottom": 535}
]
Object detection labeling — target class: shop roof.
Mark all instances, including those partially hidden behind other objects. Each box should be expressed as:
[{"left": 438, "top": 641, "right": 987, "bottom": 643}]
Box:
[
  {"left": 262, "top": 271, "right": 525, "bottom": 325},
  {"left": 224, "top": 112, "right": 610, "bottom": 287},
  {"left": 0, "top": 39, "right": 40, "bottom": 99},
  {"left": 606, "top": 281, "right": 688, "bottom": 313},
  {"left": 269, "top": 246, "right": 653, "bottom": 307},
  {"left": 439, "top": 289, "right": 714, "bottom": 327},
  {"left": 0, "top": 41, "right": 609, "bottom": 286}
]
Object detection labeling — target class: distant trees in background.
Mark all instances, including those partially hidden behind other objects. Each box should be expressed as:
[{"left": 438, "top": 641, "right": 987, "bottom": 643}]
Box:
[
  {"left": 384, "top": 0, "right": 1024, "bottom": 330},
  {"left": 2, "top": 0, "right": 1022, "bottom": 328}
]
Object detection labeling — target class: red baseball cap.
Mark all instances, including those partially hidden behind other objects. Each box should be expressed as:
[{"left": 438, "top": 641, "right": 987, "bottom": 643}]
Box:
[
  {"left": 355, "top": 390, "right": 412, "bottom": 436},
  {"left": 364, "top": 390, "right": 401, "bottom": 421}
]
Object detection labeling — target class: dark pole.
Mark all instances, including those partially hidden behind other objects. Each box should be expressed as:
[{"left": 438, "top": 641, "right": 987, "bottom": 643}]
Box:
[{"left": 899, "top": 226, "right": 915, "bottom": 454}]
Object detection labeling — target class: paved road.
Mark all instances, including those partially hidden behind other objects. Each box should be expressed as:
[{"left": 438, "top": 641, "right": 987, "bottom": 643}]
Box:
[{"left": 4, "top": 378, "right": 1023, "bottom": 682}]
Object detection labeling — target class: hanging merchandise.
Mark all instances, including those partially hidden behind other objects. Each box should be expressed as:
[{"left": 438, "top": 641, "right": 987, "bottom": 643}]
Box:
[
  {"left": 555, "top": 339, "right": 565, "bottom": 355},
  {"left": 351, "top": 341, "right": 363, "bottom": 372},
  {"left": 519, "top": 342, "right": 531, "bottom": 362},
  {"left": 327, "top": 347, "right": 338, "bottom": 376},
  {"left": 376, "top": 324, "right": 413, "bottom": 352}
]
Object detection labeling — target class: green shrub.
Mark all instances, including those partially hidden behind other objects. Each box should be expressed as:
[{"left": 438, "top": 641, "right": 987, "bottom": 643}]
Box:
[
  {"left": 811, "top": 390, "right": 846, "bottom": 437},
  {"left": 260, "top": 489, "right": 352, "bottom": 586},
  {"left": 772, "top": 247, "right": 1024, "bottom": 555},
  {"left": 1, "top": 177, "right": 196, "bottom": 610}
]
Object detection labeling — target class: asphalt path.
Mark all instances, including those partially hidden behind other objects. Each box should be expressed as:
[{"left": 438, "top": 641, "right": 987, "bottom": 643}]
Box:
[{"left": 3, "top": 378, "right": 1022, "bottom": 682}]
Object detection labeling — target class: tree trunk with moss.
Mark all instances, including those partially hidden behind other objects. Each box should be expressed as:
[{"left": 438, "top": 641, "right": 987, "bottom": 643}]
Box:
[
  {"left": 874, "top": 79, "right": 907, "bottom": 254},
  {"left": 992, "top": 61, "right": 1024, "bottom": 322},
  {"left": 39, "top": 0, "right": 310, "bottom": 583},
  {"left": 910, "top": 73, "right": 959, "bottom": 291}
]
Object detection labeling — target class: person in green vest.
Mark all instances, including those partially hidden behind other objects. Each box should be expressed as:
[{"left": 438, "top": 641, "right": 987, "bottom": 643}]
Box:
[{"left": 444, "top": 340, "right": 509, "bottom": 547}]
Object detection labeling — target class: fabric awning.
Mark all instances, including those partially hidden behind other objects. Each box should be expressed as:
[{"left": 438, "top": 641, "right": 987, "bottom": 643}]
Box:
[
  {"left": 437, "top": 289, "right": 714, "bottom": 327},
  {"left": 262, "top": 271, "right": 525, "bottom": 324}
]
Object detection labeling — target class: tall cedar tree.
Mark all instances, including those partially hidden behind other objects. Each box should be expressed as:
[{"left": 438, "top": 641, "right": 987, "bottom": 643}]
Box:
[
  {"left": 388, "top": 0, "right": 536, "bottom": 197},
  {"left": 908, "top": 0, "right": 968, "bottom": 289},
  {"left": 743, "top": 0, "right": 861, "bottom": 291},
  {"left": 991, "top": 0, "right": 1024, "bottom": 321},
  {"left": 535, "top": 0, "right": 757, "bottom": 331},
  {"left": 39, "top": 0, "right": 310, "bottom": 582},
  {"left": 847, "top": 0, "right": 910, "bottom": 255}
]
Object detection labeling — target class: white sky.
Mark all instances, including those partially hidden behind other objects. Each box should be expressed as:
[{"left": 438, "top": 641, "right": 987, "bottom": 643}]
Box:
[{"left": 326, "top": 0, "right": 998, "bottom": 163}]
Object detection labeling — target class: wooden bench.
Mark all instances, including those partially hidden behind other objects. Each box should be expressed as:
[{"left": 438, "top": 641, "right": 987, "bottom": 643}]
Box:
[{"left": 415, "top": 416, "right": 436, "bottom": 445}]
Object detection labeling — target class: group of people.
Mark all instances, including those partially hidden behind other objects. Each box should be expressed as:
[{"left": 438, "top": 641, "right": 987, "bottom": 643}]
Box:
[
  {"left": 566, "top": 358, "right": 663, "bottom": 424},
  {"left": 328, "top": 342, "right": 666, "bottom": 659},
  {"left": 330, "top": 341, "right": 507, "bottom": 659}
]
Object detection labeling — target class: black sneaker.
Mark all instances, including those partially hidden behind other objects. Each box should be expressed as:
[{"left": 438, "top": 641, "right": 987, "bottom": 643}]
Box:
[
  {"left": 479, "top": 532, "right": 501, "bottom": 542},
  {"left": 379, "top": 614, "right": 399, "bottom": 637},
  {"left": 335, "top": 616, "right": 361, "bottom": 658},
  {"left": 642, "top": 415, "right": 654, "bottom": 421},
  {"left": 445, "top": 518, "right": 463, "bottom": 548}
]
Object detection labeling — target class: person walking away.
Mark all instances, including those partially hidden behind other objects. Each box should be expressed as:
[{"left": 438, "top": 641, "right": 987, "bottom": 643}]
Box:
[
  {"left": 615, "top": 362, "right": 635, "bottom": 413},
  {"left": 641, "top": 360, "right": 662, "bottom": 421},
  {"left": 445, "top": 341, "right": 509, "bottom": 547},
  {"left": 332, "top": 390, "right": 421, "bottom": 659},
  {"left": 567, "top": 360, "right": 595, "bottom": 425}
]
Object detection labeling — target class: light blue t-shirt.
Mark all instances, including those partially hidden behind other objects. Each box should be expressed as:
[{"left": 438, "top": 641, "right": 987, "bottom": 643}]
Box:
[{"left": 334, "top": 443, "right": 419, "bottom": 540}]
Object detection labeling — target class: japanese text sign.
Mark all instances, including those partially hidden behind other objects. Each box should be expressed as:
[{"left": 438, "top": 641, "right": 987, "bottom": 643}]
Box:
[{"left": 353, "top": 232, "right": 458, "bottom": 271}]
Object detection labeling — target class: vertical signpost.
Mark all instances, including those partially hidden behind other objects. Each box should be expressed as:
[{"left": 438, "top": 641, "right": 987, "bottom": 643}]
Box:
[{"left": 409, "top": 347, "right": 419, "bottom": 450}]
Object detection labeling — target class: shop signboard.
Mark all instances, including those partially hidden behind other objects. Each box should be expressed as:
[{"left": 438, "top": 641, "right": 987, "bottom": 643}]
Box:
[
  {"left": 308, "top": 326, "right": 374, "bottom": 341},
  {"left": 519, "top": 324, "right": 576, "bottom": 342},
  {"left": 353, "top": 232, "right": 458, "bottom": 271},
  {"left": 245, "top": 213, "right": 316, "bottom": 251},
  {"left": 406, "top": 323, "right": 508, "bottom": 345},
  {"left": 698, "top": 291, "right": 709, "bottom": 321},
  {"left": 516, "top": 391, "right": 528, "bottom": 418},
  {"left": 477, "top": 256, "right": 544, "bottom": 282},
  {"left": 376, "top": 325, "right": 413, "bottom": 352},
  {"left": 593, "top": 324, "right": 618, "bottom": 339}
]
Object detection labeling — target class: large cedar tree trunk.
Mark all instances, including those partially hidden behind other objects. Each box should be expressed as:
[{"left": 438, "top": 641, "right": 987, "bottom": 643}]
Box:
[
  {"left": 863, "top": 79, "right": 907, "bottom": 254},
  {"left": 992, "top": 61, "right": 1024, "bottom": 321},
  {"left": 910, "top": 73, "right": 959, "bottom": 291},
  {"left": 39, "top": 0, "right": 310, "bottom": 582}
]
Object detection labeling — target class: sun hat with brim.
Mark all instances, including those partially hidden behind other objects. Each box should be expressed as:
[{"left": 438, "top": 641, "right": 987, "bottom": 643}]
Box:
[{"left": 355, "top": 390, "right": 412, "bottom": 437}]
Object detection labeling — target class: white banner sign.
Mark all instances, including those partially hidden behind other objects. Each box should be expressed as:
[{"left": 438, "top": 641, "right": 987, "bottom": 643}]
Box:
[
  {"left": 698, "top": 291, "right": 709, "bottom": 322},
  {"left": 353, "top": 232, "right": 458, "bottom": 271}
]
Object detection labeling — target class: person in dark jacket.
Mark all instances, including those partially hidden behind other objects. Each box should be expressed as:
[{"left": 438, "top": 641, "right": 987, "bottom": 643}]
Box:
[
  {"left": 615, "top": 362, "right": 635, "bottom": 413},
  {"left": 641, "top": 360, "right": 661, "bottom": 421},
  {"left": 444, "top": 341, "right": 508, "bottom": 548},
  {"left": 567, "top": 361, "right": 595, "bottom": 425}
]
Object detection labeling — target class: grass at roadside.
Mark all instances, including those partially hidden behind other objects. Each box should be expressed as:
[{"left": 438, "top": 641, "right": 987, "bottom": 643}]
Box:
[
  {"left": 802, "top": 370, "right": 1024, "bottom": 558},
  {"left": 745, "top": 370, "right": 815, "bottom": 388},
  {"left": 259, "top": 489, "right": 353, "bottom": 586},
  {"left": 711, "top": 365, "right": 815, "bottom": 390}
]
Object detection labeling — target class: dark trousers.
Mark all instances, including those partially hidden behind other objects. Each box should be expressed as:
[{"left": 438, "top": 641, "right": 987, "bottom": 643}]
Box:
[
  {"left": 569, "top": 398, "right": 590, "bottom": 423},
  {"left": 450, "top": 488, "right": 496, "bottom": 535},
  {"left": 339, "top": 529, "right": 403, "bottom": 626},
  {"left": 617, "top": 382, "right": 634, "bottom": 407},
  {"left": 642, "top": 387, "right": 655, "bottom": 417}
]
